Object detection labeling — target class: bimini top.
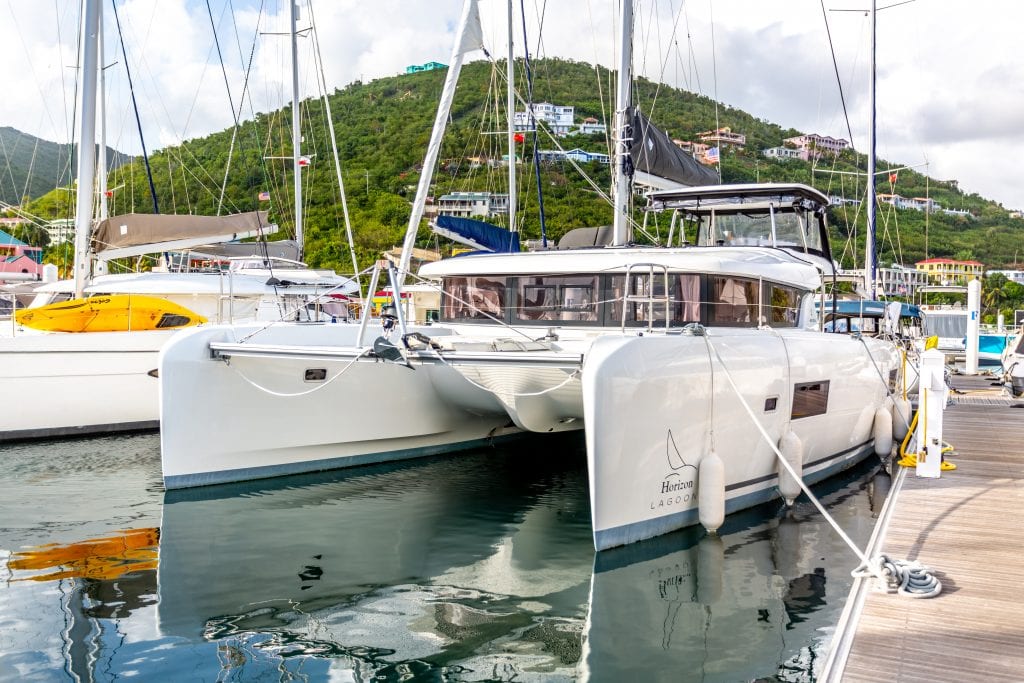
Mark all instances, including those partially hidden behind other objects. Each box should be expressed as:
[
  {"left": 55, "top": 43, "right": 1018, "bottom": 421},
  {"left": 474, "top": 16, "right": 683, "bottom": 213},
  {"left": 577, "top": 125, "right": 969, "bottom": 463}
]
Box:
[{"left": 646, "top": 183, "right": 830, "bottom": 212}]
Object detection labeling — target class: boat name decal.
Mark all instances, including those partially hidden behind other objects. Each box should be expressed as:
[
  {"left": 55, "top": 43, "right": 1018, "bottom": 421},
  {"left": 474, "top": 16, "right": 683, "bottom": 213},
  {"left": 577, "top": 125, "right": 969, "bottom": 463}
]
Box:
[{"left": 651, "top": 429, "right": 698, "bottom": 510}]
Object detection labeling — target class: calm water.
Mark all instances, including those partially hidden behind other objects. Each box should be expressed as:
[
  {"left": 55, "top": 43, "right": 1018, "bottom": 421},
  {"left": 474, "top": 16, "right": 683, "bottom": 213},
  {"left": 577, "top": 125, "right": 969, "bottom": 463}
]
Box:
[{"left": 0, "top": 432, "right": 891, "bottom": 682}]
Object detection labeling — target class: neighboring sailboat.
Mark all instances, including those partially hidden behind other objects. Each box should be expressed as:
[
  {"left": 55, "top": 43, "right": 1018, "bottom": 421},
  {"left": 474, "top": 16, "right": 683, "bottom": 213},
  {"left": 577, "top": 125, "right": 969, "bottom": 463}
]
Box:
[
  {"left": 0, "top": 0, "right": 357, "bottom": 441},
  {"left": 159, "top": 0, "right": 902, "bottom": 552}
]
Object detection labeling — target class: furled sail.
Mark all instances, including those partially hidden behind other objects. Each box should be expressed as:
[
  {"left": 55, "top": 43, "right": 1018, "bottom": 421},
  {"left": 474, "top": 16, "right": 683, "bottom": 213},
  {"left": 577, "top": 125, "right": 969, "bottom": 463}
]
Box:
[
  {"left": 92, "top": 211, "right": 274, "bottom": 259},
  {"left": 432, "top": 215, "right": 520, "bottom": 253},
  {"left": 628, "top": 109, "right": 719, "bottom": 188}
]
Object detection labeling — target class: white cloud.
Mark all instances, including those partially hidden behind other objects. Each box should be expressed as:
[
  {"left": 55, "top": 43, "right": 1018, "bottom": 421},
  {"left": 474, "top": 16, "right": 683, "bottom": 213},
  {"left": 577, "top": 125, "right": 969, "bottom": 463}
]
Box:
[{"left": 2, "top": 0, "right": 1022, "bottom": 210}]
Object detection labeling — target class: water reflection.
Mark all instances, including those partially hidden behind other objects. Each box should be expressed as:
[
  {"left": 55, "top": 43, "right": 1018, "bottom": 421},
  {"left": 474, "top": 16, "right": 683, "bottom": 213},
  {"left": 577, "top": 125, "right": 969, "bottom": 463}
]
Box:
[{"left": 0, "top": 431, "right": 891, "bottom": 682}]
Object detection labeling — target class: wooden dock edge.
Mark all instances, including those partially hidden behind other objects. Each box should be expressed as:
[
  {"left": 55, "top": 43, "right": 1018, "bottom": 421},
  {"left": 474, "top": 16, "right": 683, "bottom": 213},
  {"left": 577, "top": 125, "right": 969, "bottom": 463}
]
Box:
[{"left": 818, "top": 460, "right": 909, "bottom": 681}]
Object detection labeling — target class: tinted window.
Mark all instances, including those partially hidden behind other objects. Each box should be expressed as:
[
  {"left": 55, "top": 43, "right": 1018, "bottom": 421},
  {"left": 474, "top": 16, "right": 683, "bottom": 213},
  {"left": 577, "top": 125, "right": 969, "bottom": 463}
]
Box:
[
  {"left": 767, "top": 285, "right": 800, "bottom": 327},
  {"left": 515, "top": 275, "right": 599, "bottom": 323},
  {"left": 441, "top": 276, "right": 507, "bottom": 322},
  {"left": 707, "top": 276, "right": 759, "bottom": 326}
]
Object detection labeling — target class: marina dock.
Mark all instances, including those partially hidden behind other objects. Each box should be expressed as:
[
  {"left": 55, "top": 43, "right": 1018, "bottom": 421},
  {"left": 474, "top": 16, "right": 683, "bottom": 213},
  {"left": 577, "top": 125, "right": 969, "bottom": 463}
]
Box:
[{"left": 823, "top": 373, "right": 1024, "bottom": 681}]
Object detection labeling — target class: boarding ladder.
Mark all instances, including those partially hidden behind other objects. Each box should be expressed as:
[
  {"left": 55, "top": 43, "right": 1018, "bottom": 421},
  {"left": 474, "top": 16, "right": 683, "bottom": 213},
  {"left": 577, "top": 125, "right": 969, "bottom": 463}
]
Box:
[{"left": 621, "top": 263, "right": 673, "bottom": 334}]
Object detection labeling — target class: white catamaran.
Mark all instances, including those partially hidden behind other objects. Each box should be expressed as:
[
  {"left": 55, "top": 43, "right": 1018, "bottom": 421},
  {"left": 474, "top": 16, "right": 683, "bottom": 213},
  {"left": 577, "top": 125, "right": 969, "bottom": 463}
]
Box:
[{"left": 159, "top": 0, "right": 902, "bottom": 551}]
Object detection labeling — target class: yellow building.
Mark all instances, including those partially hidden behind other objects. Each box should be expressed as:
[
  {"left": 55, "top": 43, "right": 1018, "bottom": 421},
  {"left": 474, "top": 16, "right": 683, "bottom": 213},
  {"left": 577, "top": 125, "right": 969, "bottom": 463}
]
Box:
[{"left": 914, "top": 258, "right": 983, "bottom": 285}]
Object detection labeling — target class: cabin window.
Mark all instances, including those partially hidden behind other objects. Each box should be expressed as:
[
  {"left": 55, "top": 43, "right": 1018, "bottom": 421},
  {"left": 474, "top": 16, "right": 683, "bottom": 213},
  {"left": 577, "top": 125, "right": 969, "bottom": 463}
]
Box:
[
  {"left": 707, "top": 276, "right": 759, "bottom": 326},
  {"left": 767, "top": 285, "right": 800, "bottom": 327},
  {"left": 608, "top": 273, "right": 700, "bottom": 326},
  {"left": 514, "top": 275, "right": 599, "bottom": 323},
  {"left": 441, "top": 276, "right": 507, "bottom": 322},
  {"left": 792, "top": 380, "right": 830, "bottom": 419}
]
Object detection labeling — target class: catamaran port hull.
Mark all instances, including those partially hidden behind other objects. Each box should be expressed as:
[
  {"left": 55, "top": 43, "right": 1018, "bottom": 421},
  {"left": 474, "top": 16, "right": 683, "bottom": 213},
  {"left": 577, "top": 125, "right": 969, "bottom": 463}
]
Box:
[{"left": 159, "top": 323, "right": 519, "bottom": 489}]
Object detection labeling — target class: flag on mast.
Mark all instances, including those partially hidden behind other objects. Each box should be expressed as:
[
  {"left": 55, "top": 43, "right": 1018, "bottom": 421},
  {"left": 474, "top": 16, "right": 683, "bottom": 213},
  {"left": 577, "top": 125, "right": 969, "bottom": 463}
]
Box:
[{"left": 258, "top": 191, "right": 271, "bottom": 201}]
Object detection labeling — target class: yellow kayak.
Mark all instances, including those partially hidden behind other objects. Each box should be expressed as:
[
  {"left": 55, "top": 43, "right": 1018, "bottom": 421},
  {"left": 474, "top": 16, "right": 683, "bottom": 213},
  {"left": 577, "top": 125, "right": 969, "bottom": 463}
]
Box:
[{"left": 15, "top": 294, "right": 207, "bottom": 333}]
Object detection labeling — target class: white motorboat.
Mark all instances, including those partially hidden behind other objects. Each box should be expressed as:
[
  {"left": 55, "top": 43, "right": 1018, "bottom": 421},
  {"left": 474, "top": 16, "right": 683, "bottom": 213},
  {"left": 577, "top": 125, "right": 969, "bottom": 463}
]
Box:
[{"left": 158, "top": 0, "right": 901, "bottom": 551}]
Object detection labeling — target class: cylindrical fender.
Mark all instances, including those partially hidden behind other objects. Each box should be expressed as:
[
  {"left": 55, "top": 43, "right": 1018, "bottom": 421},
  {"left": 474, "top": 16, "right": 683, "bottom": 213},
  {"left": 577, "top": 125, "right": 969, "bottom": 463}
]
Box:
[
  {"left": 873, "top": 406, "right": 894, "bottom": 456},
  {"left": 892, "top": 396, "right": 912, "bottom": 442},
  {"left": 778, "top": 430, "right": 803, "bottom": 506},
  {"left": 698, "top": 450, "right": 725, "bottom": 533}
]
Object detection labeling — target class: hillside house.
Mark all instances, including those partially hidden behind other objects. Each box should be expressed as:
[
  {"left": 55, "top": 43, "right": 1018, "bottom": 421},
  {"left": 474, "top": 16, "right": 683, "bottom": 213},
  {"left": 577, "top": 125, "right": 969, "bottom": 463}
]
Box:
[
  {"left": 514, "top": 103, "right": 575, "bottom": 136},
  {"left": 698, "top": 127, "right": 746, "bottom": 148},
  {"left": 915, "top": 258, "right": 983, "bottom": 285},
  {"left": 434, "top": 192, "right": 509, "bottom": 219},
  {"left": 405, "top": 62, "right": 446, "bottom": 74},
  {"left": 576, "top": 117, "right": 606, "bottom": 135},
  {"left": 783, "top": 133, "right": 850, "bottom": 160},
  {"left": 762, "top": 146, "right": 801, "bottom": 160},
  {"left": 0, "top": 229, "right": 43, "bottom": 281},
  {"left": 987, "top": 269, "right": 1024, "bottom": 285}
]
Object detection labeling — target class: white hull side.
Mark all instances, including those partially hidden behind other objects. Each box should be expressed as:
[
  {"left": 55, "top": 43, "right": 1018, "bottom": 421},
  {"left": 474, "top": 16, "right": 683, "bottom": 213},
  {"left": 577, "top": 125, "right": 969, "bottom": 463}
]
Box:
[
  {"left": 584, "top": 329, "right": 898, "bottom": 550},
  {"left": 159, "top": 324, "right": 518, "bottom": 488},
  {"left": 0, "top": 330, "right": 175, "bottom": 440}
]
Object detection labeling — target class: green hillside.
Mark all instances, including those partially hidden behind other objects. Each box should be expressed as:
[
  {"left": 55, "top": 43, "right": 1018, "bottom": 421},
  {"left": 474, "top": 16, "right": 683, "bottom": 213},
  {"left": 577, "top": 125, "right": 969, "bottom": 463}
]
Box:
[
  {"left": 20, "top": 58, "right": 1024, "bottom": 276},
  {"left": 0, "top": 126, "right": 130, "bottom": 208}
]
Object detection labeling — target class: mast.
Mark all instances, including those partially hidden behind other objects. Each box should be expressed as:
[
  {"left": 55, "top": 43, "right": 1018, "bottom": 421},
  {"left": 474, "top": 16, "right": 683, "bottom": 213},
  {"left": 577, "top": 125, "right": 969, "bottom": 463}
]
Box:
[
  {"left": 73, "top": 0, "right": 101, "bottom": 298},
  {"left": 290, "top": 0, "right": 304, "bottom": 260},
  {"left": 864, "top": 0, "right": 877, "bottom": 298},
  {"left": 611, "top": 0, "right": 634, "bottom": 246},
  {"left": 397, "top": 0, "right": 483, "bottom": 283},
  {"left": 506, "top": 0, "right": 517, "bottom": 234},
  {"left": 97, "top": 15, "right": 108, "bottom": 222}
]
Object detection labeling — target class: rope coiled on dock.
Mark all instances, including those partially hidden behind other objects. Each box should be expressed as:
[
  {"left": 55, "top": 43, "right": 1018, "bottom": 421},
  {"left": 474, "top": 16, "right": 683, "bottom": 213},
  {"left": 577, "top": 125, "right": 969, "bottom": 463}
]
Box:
[{"left": 851, "top": 554, "right": 943, "bottom": 598}]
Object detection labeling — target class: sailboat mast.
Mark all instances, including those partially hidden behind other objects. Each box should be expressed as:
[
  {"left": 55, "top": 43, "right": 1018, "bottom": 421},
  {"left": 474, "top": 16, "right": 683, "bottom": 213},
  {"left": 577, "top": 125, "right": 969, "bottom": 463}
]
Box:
[
  {"left": 290, "top": 0, "right": 304, "bottom": 260},
  {"left": 611, "top": 0, "right": 634, "bottom": 246},
  {"left": 506, "top": 0, "right": 517, "bottom": 234},
  {"left": 73, "top": 0, "right": 101, "bottom": 298},
  {"left": 98, "top": 16, "right": 108, "bottom": 222},
  {"left": 397, "top": 0, "right": 482, "bottom": 283},
  {"left": 865, "top": 0, "right": 877, "bottom": 299}
]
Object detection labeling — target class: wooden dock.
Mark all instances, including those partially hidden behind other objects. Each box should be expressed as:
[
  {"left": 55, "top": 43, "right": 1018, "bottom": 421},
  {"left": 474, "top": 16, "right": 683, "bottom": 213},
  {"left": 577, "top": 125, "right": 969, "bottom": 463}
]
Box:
[{"left": 823, "top": 373, "right": 1024, "bottom": 682}]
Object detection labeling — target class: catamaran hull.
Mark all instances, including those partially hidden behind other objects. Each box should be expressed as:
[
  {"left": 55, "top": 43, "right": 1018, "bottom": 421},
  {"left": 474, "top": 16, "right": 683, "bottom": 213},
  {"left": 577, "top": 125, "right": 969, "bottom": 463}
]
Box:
[
  {"left": 0, "top": 330, "right": 174, "bottom": 440},
  {"left": 159, "top": 324, "right": 519, "bottom": 489},
  {"left": 583, "top": 330, "right": 898, "bottom": 550}
]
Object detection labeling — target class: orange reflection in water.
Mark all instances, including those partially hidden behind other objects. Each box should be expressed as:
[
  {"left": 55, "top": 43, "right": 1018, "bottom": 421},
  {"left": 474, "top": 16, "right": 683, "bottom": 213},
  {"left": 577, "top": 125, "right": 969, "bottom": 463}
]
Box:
[{"left": 8, "top": 527, "right": 159, "bottom": 582}]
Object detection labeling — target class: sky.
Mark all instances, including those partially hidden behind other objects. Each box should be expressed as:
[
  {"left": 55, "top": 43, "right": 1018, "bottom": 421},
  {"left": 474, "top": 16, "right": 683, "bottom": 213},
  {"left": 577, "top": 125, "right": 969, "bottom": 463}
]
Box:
[{"left": 1, "top": 0, "right": 1021, "bottom": 210}]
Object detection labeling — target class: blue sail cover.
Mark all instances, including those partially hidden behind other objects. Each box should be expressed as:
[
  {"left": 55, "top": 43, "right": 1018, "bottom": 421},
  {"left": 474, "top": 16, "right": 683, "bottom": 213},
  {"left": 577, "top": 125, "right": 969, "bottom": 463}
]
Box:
[{"left": 433, "top": 215, "right": 520, "bottom": 253}]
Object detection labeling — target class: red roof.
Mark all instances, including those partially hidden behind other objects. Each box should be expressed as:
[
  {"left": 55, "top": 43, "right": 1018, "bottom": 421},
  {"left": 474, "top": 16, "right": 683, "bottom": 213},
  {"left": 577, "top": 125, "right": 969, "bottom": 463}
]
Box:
[{"left": 915, "top": 258, "right": 983, "bottom": 266}]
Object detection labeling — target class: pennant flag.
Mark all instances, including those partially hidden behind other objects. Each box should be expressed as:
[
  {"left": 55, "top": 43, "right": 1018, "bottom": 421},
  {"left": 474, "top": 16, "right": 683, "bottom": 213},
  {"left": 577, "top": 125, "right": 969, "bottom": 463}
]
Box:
[
  {"left": 104, "top": 190, "right": 113, "bottom": 197},
  {"left": 258, "top": 191, "right": 271, "bottom": 201},
  {"left": 513, "top": 132, "right": 525, "bottom": 144},
  {"left": 889, "top": 171, "right": 898, "bottom": 184},
  {"left": 298, "top": 156, "right": 311, "bottom": 167}
]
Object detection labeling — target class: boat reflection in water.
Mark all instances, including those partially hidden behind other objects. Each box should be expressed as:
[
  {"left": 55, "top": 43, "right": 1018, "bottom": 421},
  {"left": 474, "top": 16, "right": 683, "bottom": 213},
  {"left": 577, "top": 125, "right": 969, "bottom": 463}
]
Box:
[
  {"left": 152, "top": 442, "right": 887, "bottom": 680},
  {"left": 157, "top": 439, "right": 594, "bottom": 679}
]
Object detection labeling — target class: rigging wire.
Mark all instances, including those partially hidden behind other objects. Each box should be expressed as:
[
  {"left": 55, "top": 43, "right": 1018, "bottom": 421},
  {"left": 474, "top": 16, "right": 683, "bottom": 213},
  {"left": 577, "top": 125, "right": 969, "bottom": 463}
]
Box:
[
  {"left": 519, "top": 0, "right": 548, "bottom": 247},
  {"left": 205, "top": 0, "right": 241, "bottom": 216},
  {"left": 110, "top": 0, "right": 159, "bottom": 214},
  {"left": 308, "top": 0, "right": 361, "bottom": 289}
]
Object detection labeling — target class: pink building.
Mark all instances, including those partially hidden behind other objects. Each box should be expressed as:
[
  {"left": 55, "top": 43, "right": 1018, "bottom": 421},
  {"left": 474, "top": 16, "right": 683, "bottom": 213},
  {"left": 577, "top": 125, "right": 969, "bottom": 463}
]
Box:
[
  {"left": 0, "top": 229, "right": 43, "bottom": 281},
  {"left": 783, "top": 133, "right": 850, "bottom": 160}
]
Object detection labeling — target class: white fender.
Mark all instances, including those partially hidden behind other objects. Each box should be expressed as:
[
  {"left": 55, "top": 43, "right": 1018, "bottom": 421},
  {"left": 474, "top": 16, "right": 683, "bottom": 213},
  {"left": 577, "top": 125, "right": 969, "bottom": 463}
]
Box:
[
  {"left": 873, "top": 406, "right": 894, "bottom": 456},
  {"left": 696, "top": 533, "right": 724, "bottom": 605},
  {"left": 698, "top": 450, "right": 725, "bottom": 533},
  {"left": 892, "top": 396, "right": 912, "bottom": 442},
  {"left": 777, "top": 430, "right": 803, "bottom": 506}
]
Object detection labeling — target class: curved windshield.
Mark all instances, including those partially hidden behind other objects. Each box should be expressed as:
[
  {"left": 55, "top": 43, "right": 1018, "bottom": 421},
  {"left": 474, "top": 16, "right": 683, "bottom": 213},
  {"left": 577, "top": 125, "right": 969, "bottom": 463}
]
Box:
[{"left": 698, "top": 209, "right": 824, "bottom": 253}]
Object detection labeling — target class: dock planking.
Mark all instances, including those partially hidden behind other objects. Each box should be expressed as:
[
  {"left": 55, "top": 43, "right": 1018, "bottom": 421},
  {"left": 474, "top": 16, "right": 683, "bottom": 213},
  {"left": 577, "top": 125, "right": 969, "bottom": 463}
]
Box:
[{"left": 824, "top": 374, "right": 1024, "bottom": 682}]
